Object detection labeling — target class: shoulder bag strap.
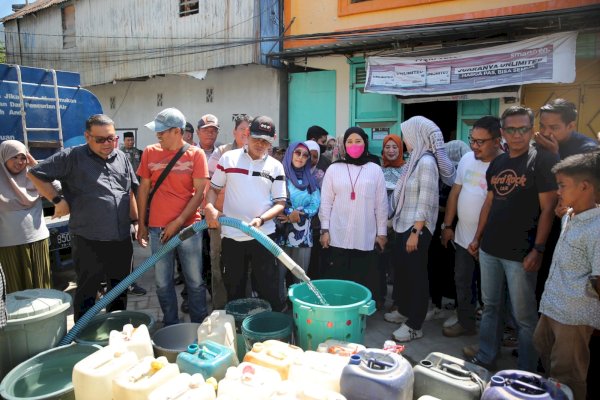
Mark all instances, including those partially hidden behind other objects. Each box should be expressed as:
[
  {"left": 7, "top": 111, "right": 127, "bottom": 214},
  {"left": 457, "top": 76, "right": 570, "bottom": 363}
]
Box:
[{"left": 147, "top": 143, "right": 190, "bottom": 206}]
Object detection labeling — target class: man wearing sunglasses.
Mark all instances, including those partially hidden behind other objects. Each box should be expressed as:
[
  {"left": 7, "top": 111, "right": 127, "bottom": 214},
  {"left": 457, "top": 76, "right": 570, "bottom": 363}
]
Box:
[
  {"left": 463, "top": 106, "right": 558, "bottom": 372},
  {"left": 28, "top": 114, "right": 139, "bottom": 321}
]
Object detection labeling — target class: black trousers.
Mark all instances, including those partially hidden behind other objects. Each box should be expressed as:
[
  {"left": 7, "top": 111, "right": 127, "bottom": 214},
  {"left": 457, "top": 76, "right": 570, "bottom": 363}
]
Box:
[
  {"left": 72, "top": 235, "right": 132, "bottom": 321},
  {"left": 221, "top": 236, "right": 282, "bottom": 311},
  {"left": 393, "top": 228, "right": 432, "bottom": 330},
  {"left": 321, "top": 246, "right": 378, "bottom": 299}
]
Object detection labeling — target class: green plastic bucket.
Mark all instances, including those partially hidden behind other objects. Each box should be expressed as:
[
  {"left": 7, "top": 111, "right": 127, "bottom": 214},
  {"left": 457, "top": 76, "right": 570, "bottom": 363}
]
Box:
[
  {"left": 225, "top": 298, "right": 272, "bottom": 359},
  {"left": 288, "top": 279, "right": 376, "bottom": 351},
  {"left": 0, "top": 343, "right": 100, "bottom": 400},
  {"left": 73, "top": 310, "right": 155, "bottom": 346},
  {"left": 241, "top": 311, "right": 293, "bottom": 351}
]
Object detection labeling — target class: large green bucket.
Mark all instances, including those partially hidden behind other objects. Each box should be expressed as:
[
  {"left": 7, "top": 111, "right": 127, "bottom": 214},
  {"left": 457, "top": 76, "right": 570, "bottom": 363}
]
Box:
[
  {"left": 241, "top": 311, "right": 293, "bottom": 351},
  {"left": 288, "top": 280, "right": 375, "bottom": 351},
  {"left": 73, "top": 310, "right": 155, "bottom": 346}
]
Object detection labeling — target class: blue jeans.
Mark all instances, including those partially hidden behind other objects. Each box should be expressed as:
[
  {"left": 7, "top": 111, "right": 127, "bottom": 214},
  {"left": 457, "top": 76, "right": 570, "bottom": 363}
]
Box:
[
  {"left": 477, "top": 250, "right": 539, "bottom": 371},
  {"left": 150, "top": 227, "right": 207, "bottom": 325}
]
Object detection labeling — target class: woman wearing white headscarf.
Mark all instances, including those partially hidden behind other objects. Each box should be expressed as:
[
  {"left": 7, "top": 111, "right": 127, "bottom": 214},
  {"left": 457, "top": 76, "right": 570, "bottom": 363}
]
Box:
[
  {"left": 0, "top": 140, "right": 52, "bottom": 293},
  {"left": 387, "top": 116, "right": 440, "bottom": 342}
]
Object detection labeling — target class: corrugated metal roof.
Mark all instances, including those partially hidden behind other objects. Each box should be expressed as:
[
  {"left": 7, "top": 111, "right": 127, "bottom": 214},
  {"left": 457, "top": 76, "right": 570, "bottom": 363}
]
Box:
[{"left": 1, "top": 0, "right": 70, "bottom": 23}]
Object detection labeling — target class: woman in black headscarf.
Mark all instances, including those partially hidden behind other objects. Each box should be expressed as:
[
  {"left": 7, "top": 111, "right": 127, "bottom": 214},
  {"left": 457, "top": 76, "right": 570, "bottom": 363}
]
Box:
[{"left": 318, "top": 127, "right": 388, "bottom": 298}]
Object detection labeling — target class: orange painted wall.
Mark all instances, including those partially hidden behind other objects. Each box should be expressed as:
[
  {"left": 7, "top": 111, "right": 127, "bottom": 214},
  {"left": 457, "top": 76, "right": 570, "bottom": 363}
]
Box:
[{"left": 284, "top": 0, "right": 600, "bottom": 49}]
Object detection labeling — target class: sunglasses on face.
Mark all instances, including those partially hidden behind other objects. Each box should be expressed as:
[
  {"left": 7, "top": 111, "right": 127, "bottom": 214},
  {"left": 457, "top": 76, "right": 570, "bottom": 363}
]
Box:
[
  {"left": 293, "top": 150, "right": 310, "bottom": 159},
  {"left": 468, "top": 136, "right": 494, "bottom": 146},
  {"left": 89, "top": 134, "right": 117, "bottom": 144},
  {"left": 503, "top": 126, "right": 532, "bottom": 135}
]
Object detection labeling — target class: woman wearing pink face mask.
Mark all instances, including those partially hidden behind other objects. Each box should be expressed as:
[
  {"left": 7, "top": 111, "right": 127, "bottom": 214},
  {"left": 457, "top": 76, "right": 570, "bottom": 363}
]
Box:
[{"left": 318, "top": 127, "right": 388, "bottom": 298}]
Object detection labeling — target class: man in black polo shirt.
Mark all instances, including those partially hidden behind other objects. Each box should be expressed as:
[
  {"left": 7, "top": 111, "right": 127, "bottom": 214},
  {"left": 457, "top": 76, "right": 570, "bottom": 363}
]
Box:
[{"left": 28, "top": 114, "right": 139, "bottom": 320}]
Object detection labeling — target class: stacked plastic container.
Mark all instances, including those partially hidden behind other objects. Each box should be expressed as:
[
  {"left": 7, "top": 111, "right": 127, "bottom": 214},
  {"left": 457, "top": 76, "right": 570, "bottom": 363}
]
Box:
[{"left": 176, "top": 340, "right": 238, "bottom": 380}]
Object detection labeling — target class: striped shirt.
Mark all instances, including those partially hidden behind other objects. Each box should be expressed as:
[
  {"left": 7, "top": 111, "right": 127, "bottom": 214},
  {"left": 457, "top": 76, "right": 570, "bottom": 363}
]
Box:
[
  {"left": 319, "top": 162, "right": 388, "bottom": 251},
  {"left": 211, "top": 147, "right": 286, "bottom": 241},
  {"left": 392, "top": 154, "right": 439, "bottom": 234}
]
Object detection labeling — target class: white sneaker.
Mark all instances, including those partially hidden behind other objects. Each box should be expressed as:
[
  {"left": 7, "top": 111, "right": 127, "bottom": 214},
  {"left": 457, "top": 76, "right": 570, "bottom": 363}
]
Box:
[
  {"left": 425, "top": 306, "right": 444, "bottom": 321},
  {"left": 392, "top": 324, "right": 423, "bottom": 342},
  {"left": 443, "top": 311, "right": 458, "bottom": 328},
  {"left": 384, "top": 310, "right": 408, "bottom": 324}
]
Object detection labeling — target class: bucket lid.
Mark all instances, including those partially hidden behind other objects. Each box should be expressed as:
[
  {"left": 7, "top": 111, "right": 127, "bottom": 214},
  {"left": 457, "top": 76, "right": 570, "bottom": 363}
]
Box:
[{"left": 6, "top": 289, "right": 71, "bottom": 323}]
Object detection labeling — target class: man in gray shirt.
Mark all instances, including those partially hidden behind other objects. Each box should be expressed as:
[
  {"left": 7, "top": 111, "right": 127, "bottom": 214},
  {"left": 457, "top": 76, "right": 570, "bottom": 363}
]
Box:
[{"left": 28, "top": 114, "right": 139, "bottom": 320}]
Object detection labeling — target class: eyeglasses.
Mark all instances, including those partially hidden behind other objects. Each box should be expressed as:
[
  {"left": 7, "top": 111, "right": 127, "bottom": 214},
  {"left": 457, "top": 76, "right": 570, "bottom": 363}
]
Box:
[
  {"left": 89, "top": 134, "right": 117, "bottom": 144},
  {"left": 468, "top": 136, "right": 494, "bottom": 146},
  {"left": 503, "top": 126, "right": 532, "bottom": 135},
  {"left": 293, "top": 150, "right": 310, "bottom": 159}
]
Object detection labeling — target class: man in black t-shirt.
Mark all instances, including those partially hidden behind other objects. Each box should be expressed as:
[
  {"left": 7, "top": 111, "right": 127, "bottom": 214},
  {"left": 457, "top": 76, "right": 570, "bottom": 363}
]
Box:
[{"left": 465, "top": 106, "right": 558, "bottom": 372}]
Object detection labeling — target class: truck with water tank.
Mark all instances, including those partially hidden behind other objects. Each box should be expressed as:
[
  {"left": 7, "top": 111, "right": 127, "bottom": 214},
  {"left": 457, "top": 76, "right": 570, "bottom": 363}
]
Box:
[{"left": 0, "top": 63, "right": 104, "bottom": 276}]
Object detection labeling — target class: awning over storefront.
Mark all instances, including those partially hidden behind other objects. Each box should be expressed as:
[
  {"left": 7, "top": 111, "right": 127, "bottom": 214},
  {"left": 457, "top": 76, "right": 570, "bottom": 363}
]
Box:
[{"left": 365, "top": 32, "right": 577, "bottom": 96}]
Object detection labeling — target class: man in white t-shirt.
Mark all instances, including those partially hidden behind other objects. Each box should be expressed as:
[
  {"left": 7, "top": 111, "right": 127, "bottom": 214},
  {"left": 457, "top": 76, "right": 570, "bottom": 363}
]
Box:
[
  {"left": 441, "top": 116, "right": 504, "bottom": 337},
  {"left": 204, "top": 116, "right": 287, "bottom": 311}
]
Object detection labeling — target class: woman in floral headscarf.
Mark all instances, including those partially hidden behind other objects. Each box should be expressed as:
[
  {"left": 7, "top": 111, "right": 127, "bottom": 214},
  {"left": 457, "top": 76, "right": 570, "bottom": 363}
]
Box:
[
  {"left": 0, "top": 141, "right": 53, "bottom": 293},
  {"left": 276, "top": 142, "right": 321, "bottom": 297}
]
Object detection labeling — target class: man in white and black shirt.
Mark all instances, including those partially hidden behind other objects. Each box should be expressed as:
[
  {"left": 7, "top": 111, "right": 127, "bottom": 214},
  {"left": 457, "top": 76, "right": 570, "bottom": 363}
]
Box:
[{"left": 204, "top": 116, "right": 286, "bottom": 311}]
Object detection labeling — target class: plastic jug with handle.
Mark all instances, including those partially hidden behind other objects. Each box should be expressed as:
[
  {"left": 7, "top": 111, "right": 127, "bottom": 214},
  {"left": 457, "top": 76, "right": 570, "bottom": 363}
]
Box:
[
  {"left": 147, "top": 373, "right": 216, "bottom": 400},
  {"left": 217, "top": 362, "right": 282, "bottom": 400},
  {"left": 243, "top": 340, "right": 303, "bottom": 380},
  {"left": 72, "top": 345, "right": 139, "bottom": 400},
  {"left": 198, "top": 310, "right": 237, "bottom": 358},
  {"left": 109, "top": 323, "right": 153, "bottom": 360},
  {"left": 176, "top": 340, "right": 238, "bottom": 381},
  {"left": 112, "top": 356, "right": 179, "bottom": 400}
]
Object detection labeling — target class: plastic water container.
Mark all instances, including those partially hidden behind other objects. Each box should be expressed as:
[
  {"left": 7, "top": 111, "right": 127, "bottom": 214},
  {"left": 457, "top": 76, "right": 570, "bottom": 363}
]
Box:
[
  {"left": 417, "top": 396, "right": 442, "bottom": 400},
  {"left": 225, "top": 298, "right": 272, "bottom": 360},
  {"left": 176, "top": 340, "right": 238, "bottom": 381},
  {"left": 109, "top": 324, "right": 153, "bottom": 360},
  {"left": 198, "top": 310, "right": 237, "bottom": 358},
  {"left": 270, "top": 381, "right": 347, "bottom": 400},
  {"left": 288, "top": 351, "right": 348, "bottom": 392},
  {"left": 242, "top": 312, "right": 293, "bottom": 352},
  {"left": 0, "top": 343, "right": 100, "bottom": 400},
  {"left": 0, "top": 289, "right": 71, "bottom": 380},
  {"left": 72, "top": 345, "right": 139, "bottom": 400},
  {"left": 217, "top": 362, "right": 282, "bottom": 400},
  {"left": 481, "top": 370, "right": 572, "bottom": 400},
  {"left": 75, "top": 310, "right": 155, "bottom": 347},
  {"left": 412, "top": 352, "right": 491, "bottom": 400},
  {"left": 112, "top": 356, "right": 180, "bottom": 400},
  {"left": 288, "top": 280, "right": 376, "bottom": 350},
  {"left": 316, "top": 340, "right": 366, "bottom": 357},
  {"left": 243, "top": 340, "right": 304, "bottom": 380},
  {"left": 152, "top": 323, "right": 201, "bottom": 363},
  {"left": 340, "top": 349, "right": 413, "bottom": 400},
  {"left": 147, "top": 373, "right": 216, "bottom": 400}
]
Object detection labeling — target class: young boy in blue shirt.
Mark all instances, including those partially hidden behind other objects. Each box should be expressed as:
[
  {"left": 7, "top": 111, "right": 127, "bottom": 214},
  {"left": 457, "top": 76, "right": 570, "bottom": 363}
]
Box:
[{"left": 534, "top": 151, "right": 600, "bottom": 400}]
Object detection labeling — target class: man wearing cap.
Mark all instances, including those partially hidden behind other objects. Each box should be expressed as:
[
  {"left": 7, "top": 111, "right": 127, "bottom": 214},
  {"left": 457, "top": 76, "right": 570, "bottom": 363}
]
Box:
[
  {"left": 197, "top": 114, "right": 221, "bottom": 159},
  {"left": 137, "top": 107, "right": 210, "bottom": 325},
  {"left": 183, "top": 122, "right": 197, "bottom": 146},
  {"left": 28, "top": 114, "right": 139, "bottom": 321},
  {"left": 204, "top": 116, "right": 287, "bottom": 311}
]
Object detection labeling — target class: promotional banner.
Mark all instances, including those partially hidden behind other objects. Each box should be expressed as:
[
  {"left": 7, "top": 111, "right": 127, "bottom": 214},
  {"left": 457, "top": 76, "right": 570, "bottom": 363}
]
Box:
[{"left": 365, "top": 32, "right": 577, "bottom": 96}]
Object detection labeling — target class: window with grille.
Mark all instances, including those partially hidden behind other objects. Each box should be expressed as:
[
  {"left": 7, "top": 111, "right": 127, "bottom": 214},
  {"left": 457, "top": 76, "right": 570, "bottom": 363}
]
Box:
[
  {"left": 206, "top": 88, "right": 214, "bottom": 103},
  {"left": 179, "top": 0, "right": 199, "bottom": 17},
  {"left": 109, "top": 97, "right": 116, "bottom": 109},
  {"left": 157, "top": 93, "right": 163, "bottom": 107},
  {"left": 61, "top": 5, "right": 76, "bottom": 49}
]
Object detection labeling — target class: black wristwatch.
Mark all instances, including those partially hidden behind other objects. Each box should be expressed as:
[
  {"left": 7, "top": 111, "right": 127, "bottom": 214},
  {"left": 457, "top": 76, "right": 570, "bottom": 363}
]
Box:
[
  {"left": 51, "top": 195, "right": 63, "bottom": 205},
  {"left": 533, "top": 243, "right": 546, "bottom": 254},
  {"left": 411, "top": 227, "right": 423, "bottom": 236},
  {"left": 256, "top": 216, "right": 265, "bottom": 226}
]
